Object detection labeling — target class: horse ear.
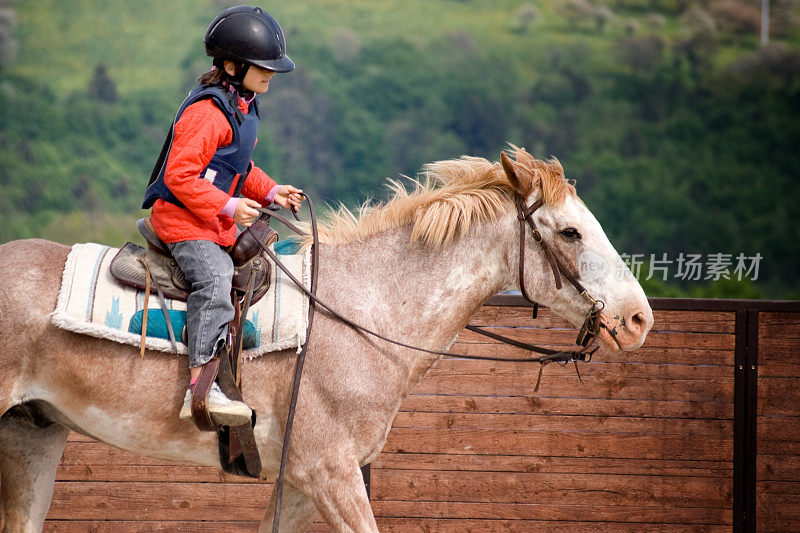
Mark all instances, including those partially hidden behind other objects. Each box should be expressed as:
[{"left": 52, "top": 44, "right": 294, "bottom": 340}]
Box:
[{"left": 501, "top": 151, "right": 533, "bottom": 197}]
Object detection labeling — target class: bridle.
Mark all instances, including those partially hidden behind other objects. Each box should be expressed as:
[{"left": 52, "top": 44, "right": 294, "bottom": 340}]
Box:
[
  {"left": 510, "top": 195, "right": 605, "bottom": 351},
  {"left": 262, "top": 192, "right": 605, "bottom": 532}
]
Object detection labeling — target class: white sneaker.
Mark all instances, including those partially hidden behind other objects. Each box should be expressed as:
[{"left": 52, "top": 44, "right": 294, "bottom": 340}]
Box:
[{"left": 179, "top": 383, "right": 252, "bottom": 427}]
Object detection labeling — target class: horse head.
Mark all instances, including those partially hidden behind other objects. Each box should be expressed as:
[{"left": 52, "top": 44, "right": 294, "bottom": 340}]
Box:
[{"left": 500, "top": 147, "right": 653, "bottom": 352}]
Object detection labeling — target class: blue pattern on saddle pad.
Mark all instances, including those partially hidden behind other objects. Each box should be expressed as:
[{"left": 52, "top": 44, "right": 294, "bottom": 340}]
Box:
[
  {"left": 105, "top": 297, "right": 124, "bottom": 329},
  {"left": 274, "top": 238, "right": 302, "bottom": 255},
  {"left": 128, "top": 309, "right": 260, "bottom": 350}
]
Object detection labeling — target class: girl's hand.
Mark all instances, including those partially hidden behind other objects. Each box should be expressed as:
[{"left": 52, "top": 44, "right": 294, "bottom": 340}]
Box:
[
  {"left": 273, "top": 185, "right": 304, "bottom": 212},
  {"left": 234, "top": 197, "right": 262, "bottom": 227}
]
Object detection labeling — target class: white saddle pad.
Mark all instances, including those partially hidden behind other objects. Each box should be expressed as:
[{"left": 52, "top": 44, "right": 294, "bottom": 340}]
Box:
[{"left": 51, "top": 242, "right": 310, "bottom": 358}]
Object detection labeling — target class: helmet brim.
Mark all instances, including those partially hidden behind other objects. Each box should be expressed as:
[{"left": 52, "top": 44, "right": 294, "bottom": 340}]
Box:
[{"left": 250, "top": 55, "right": 295, "bottom": 73}]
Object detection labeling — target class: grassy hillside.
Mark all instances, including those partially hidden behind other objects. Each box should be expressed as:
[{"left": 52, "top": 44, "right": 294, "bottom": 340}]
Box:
[
  {"left": 17, "top": 0, "right": 771, "bottom": 94},
  {"left": 3, "top": 0, "right": 799, "bottom": 298},
  {"left": 14, "top": 0, "right": 542, "bottom": 93},
  {"left": 13, "top": 0, "right": 208, "bottom": 93}
]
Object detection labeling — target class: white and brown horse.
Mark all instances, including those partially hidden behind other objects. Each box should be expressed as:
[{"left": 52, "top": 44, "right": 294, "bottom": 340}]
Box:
[{"left": 0, "top": 148, "right": 652, "bottom": 532}]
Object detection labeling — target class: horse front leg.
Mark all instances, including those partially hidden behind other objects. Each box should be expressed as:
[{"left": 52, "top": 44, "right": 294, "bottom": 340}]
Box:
[
  {"left": 0, "top": 411, "right": 70, "bottom": 533},
  {"left": 299, "top": 457, "right": 377, "bottom": 533},
  {"left": 259, "top": 480, "right": 319, "bottom": 533}
]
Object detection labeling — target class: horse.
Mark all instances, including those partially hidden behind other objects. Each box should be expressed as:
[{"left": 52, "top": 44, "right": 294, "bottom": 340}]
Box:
[{"left": 0, "top": 147, "right": 653, "bottom": 532}]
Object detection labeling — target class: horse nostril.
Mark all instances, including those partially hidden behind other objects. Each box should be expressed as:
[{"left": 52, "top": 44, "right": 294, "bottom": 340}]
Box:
[{"left": 629, "top": 311, "right": 648, "bottom": 334}]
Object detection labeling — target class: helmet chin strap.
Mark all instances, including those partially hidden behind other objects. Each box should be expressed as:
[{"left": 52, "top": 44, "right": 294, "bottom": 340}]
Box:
[
  {"left": 229, "top": 63, "right": 253, "bottom": 98},
  {"left": 232, "top": 62, "right": 250, "bottom": 86},
  {"left": 215, "top": 58, "right": 254, "bottom": 98}
]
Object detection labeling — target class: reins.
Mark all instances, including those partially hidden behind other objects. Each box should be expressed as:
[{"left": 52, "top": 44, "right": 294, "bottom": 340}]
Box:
[
  {"left": 256, "top": 199, "right": 600, "bottom": 368},
  {"left": 267, "top": 199, "right": 319, "bottom": 533},
  {"left": 265, "top": 191, "right": 603, "bottom": 531}
]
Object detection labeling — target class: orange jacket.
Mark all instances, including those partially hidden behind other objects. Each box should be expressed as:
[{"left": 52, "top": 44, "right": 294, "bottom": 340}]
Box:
[{"left": 150, "top": 97, "right": 277, "bottom": 246}]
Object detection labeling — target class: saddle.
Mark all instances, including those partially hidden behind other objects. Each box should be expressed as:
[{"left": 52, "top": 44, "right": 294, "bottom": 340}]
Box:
[
  {"left": 108, "top": 215, "right": 279, "bottom": 478},
  {"left": 110, "top": 217, "right": 275, "bottom": 304}
]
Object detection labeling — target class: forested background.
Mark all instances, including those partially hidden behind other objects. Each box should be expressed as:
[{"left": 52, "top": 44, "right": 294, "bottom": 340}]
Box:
[{"left": 0, "top": 0, "right": 798, "bottom": 298}]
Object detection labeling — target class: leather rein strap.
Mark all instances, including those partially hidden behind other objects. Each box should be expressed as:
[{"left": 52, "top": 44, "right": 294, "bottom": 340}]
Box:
[{"left": 270, "top": 197, "right": 319, "bottom": 533}]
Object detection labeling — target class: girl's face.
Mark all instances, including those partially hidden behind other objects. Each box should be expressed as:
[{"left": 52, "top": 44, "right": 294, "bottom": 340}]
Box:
[
  {"left": 241, "top": 65, "right": 276, "bottom": 94},
  {"left": 223, "top": 61, "right": 276, "bottom": 94}
]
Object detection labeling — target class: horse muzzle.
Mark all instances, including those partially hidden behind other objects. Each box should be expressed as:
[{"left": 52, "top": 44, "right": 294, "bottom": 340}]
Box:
[{"left": 597, "top": 307, "right": 653, "bottom": 352}]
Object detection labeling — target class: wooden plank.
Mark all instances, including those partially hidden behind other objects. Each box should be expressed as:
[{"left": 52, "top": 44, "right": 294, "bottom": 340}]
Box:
[
  {"left": 756, "top": 493, "right": 800, "bottom": 532},
  {"left": 757, "top": 338, "right": 800, "bottom": 376},
  {"left": 756, "top": 481, "right": 800, "bottom": 496},
  {"left": 468, "top": 306, "right": 573, "bottom": 328},
  {"left": 43, "top": 477, "right": 733, "bottom": 530},
  {"left": 43, "top": 521, "right": 261, "bottom": 532},
  {"left": 44, "top": 521, "right": 332, "bottom": 532},
  {"left": 597, "top": 345, "right": 734, "bottom": 366},
  {"left": 457, "top": 327, "right": 735, "bottom": 353},
  {"left": 448, "top": 340, "right": 734, "bottom": 366},
  {"left": 757, "top": 455, "right": 800, "bottom": 482},
  {"left": 373, "top": 453, "right": 732, "bottom": 478},
  {"left": 374, "top": 518, "right": 730, "bottom": 532},
  {"left": 46, "top": 481, "right": 270, "bottom": 521},
  {"left": 415, "top": 362, "right": 734, "bottom": 401},
  {"left": 757, "top": 336, "right": 800, "bottom": 357},
  {"left": 400, "top": 394, "right": 733, "bottom": 419},
  {"left": 756, "top": 515, "right": 800, "bottom": 533},
  {"left": 390, "top": 412, "right": 732, "bottom": 438},
  {"left": 428, "top": 358, "right": 732, "bottom": 385},
  {"left": 56, "top": 444, "right": 723, "bottom": 485},
  {"left": 759, "top": 312, "right": 800, "bottom": 339},
  {"left": 758, "top": 416, "right": 800, "bottom": 443},
  {"left": 469, "top": 307, "right": 736, "bottom": 334},
  {"left": 645, "top": 298, "right": 800, "bottom": 313},
  {"left": 56, "top": 442, "right": 255, "bottom": 483},
  {"left": 370, "top": 500, "right": 732, "bottom": 525},
  {"left": 429, "top": 358, "right": 731, "bottom": 379},
  {"left": 758, "top": 360, "right": 800, "bottom": 379},
  {"left": 647, "top": 310, "right": 735, "bottom": 334},
  {"left": 757, "top": 377, "right": 800, "bottom": 417},
  {"left": 758, "top": 439, "right": 800, "bottom": 455},
  {"left": 370, "top": 469, "right": 732, "bottom": 509},
  {"left": 384, "top": 428, "right": 732, "bottom": 461},
  {"left": 412, "top": 377, "right": 732, "bottom": 403}
]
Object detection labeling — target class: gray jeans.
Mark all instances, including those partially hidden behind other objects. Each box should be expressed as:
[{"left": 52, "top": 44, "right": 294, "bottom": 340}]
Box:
[{"left": 167, "top": 240, "right": 234, "bottom": 368}]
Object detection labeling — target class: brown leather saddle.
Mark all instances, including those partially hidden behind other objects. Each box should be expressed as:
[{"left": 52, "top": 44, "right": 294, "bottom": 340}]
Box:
[
  {"left": 108, "top": 214, "right": 279, "bottom": 478},
  {"left": 110, "top": 217, "right": 275, "bottom": 305}
]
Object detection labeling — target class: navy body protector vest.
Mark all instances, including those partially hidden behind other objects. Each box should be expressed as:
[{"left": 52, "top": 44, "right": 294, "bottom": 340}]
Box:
[{"left": 142, "top": 84, "right": 260, "bottom": 209}]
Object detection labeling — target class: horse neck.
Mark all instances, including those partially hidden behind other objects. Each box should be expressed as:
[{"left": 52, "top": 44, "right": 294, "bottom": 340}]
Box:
[{"left": 316, "top": 209, "right": 517, "bottom": 387}]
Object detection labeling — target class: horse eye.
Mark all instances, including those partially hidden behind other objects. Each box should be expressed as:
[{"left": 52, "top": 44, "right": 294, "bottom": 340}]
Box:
[{"left": 561, "top": 227, "right": 582, "bottom": 240}]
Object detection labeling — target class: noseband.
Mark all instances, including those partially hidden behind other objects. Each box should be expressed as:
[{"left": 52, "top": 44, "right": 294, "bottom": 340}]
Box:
[{"left": 513, "top": 194, "right": 605, "bottom": 348}]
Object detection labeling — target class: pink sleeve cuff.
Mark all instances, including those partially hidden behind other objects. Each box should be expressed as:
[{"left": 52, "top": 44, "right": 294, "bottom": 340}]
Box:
[
  {"left": 265, "top": 184, "right": 280, "bottom": 205},
  {"left": 221, "top": 197, "right": 239, "bottom": 218}
]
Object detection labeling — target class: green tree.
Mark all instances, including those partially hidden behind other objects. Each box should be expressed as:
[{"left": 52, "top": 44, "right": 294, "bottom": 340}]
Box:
[{"left": 88, "top": 63, "right": 117, "bottom": 103}]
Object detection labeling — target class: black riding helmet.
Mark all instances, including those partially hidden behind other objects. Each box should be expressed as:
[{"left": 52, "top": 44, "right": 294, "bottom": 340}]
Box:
[{"left": 204, "top": 5, "right": 295, "bottom": 73}]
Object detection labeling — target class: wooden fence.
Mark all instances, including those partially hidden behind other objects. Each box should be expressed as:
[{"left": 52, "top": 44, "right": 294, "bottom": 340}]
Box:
[{"left": 33, "top": 297, "right": 800, "bottom": 531}]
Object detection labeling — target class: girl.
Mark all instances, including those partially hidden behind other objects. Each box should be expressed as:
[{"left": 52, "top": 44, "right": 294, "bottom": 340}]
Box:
[{"left": 142, "top": 5, "right": 303, "bottom": 425}]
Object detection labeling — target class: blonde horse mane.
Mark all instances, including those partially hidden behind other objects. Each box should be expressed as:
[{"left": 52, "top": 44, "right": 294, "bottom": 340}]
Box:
[{"left": 312, "top": 146, "right": 577, "bottom": 248}]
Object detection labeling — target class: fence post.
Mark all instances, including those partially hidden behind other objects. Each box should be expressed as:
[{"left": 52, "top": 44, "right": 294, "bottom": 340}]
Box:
[{"left": 733, "top": 309, "right": 759, "bottom": 533}]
